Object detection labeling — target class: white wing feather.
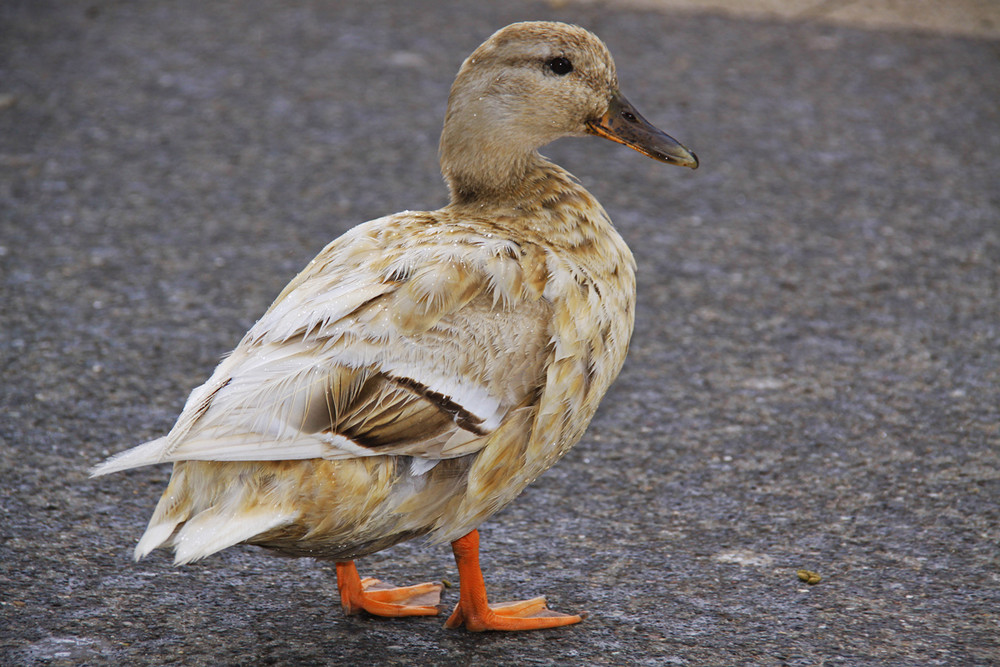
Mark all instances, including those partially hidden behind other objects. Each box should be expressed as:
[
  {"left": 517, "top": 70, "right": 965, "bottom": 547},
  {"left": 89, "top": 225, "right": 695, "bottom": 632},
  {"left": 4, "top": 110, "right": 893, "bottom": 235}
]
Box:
[{"left": 92, "top": 213, "right": 548, "bottom": 476}]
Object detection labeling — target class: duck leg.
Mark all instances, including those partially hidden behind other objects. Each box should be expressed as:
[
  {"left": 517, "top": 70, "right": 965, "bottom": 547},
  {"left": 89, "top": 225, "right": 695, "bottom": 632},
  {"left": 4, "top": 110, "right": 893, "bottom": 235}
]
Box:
[
  {"left": 444, "top": 529, "right": 583, "bottom": 631},
  {"left": 335, "top": 560, "right": 442, "bottom": 617}
]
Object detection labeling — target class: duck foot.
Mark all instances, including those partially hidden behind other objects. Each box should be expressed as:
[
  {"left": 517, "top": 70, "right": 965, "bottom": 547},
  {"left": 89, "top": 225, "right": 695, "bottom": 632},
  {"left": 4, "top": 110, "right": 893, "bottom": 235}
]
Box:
[
  {"left": 445, "top": 595, "right": 583, "bottom": 631},
  {"left": 336, "top": 560, "right": 442, "bottom": 617},
  {"left": 444, "top": 529, "right": 584, "bottom": 631}
]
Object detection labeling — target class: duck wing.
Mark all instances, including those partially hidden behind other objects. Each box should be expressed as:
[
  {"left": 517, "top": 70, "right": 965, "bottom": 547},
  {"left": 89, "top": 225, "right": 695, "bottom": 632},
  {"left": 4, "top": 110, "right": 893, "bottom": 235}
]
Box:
[{"left": 92, "top": 211, "right": 553, "bottom": 475}]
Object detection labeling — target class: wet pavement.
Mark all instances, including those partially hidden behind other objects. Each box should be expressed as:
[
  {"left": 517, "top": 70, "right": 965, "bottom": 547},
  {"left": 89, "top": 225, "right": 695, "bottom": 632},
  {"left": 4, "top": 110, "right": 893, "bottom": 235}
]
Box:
[{"left": 2, "top": 1, "right": 998, "bottom": 664}]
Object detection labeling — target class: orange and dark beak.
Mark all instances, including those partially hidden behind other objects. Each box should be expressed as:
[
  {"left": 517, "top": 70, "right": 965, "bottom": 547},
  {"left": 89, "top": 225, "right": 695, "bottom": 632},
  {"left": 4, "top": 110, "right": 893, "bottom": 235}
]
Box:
[{"left": 586, "top": 91, "right": 698, "bottom": 169}]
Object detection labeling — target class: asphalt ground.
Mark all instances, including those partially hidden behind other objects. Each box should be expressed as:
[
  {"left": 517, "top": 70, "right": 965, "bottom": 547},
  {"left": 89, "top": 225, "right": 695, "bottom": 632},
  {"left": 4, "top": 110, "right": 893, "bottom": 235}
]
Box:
[{"left": 2, "top": 1, "right": 998, "bottom": 665}]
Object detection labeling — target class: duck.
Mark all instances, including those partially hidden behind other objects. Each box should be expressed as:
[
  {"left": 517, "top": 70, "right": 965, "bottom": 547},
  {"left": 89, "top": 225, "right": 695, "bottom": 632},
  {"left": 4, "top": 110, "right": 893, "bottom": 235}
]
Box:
[{"left": 92, "top": 20, "right": 697, "bottom": 632}]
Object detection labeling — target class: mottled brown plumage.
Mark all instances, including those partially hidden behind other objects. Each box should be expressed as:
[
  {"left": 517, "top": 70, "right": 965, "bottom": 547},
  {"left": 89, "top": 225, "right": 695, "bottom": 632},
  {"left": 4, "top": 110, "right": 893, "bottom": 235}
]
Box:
[{"left": 92, "top": 20, "right": 696, "bottom": 631}]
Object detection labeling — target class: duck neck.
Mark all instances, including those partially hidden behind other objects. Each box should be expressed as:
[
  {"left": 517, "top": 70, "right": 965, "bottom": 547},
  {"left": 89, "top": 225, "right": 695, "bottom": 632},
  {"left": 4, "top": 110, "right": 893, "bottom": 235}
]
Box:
[
  {"left": 440, "top": 136, "right": 546, "bottom": 207},
  {"left": 443, "top": 151, "right": 617, "bottom": 253}
]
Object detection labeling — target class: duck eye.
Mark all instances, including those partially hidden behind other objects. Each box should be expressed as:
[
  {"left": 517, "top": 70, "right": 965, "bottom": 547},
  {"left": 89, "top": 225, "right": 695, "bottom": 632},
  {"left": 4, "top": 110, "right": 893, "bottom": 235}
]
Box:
[{"left": 545, "top": 57, "right": 573, "bottom": 76}]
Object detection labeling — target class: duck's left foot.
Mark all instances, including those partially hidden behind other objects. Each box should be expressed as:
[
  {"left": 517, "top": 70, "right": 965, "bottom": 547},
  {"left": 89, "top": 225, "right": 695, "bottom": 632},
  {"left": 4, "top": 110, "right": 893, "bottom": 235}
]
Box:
[
  {"left": 444, "top": 529, "right": 584, "bottom": 632},
  {"left": 445, "top": 595, "right": 583, "bottom": 631},
  {"left": 336, "top": 561, "right": 442, "bottom": 617}
]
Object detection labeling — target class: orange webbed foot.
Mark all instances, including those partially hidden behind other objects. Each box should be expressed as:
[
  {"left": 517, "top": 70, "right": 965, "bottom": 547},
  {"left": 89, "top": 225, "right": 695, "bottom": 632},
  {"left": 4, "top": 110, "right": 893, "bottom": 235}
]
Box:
[
  {"left": 336, "top": 561, "right": 442, "bottom": 617},
  {"left": 444, "top": 529, "right": 584, "bottom": 632},
  {"left": 445, "top": 594, "right": 583, "bottom": 631}
]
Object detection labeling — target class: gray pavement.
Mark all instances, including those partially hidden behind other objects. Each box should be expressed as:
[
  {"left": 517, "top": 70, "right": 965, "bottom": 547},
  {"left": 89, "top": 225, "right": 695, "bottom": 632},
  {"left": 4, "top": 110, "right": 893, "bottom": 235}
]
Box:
[{"left": 2, "top": 1, "right": 998, "bottom": 665}]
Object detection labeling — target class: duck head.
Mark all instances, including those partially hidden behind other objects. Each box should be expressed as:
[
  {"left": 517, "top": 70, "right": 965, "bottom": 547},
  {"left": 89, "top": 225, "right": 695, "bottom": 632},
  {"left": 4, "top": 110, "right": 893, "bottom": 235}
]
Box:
[{"left": 439, "top": 21, "right": 698, "bottom": 202}]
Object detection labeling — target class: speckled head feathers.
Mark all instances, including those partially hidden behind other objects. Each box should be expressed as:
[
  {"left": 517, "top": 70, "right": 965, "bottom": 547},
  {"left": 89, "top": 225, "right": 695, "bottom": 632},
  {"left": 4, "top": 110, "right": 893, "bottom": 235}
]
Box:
[
  {"left": 465, "top": 21, "right": 618, "bottom": 96},
  {"left": 439, "top": 22, "right": 621, "bottom": 199},
  {"left": 438, "top": 21, "right": 696, "bottom": 204}
]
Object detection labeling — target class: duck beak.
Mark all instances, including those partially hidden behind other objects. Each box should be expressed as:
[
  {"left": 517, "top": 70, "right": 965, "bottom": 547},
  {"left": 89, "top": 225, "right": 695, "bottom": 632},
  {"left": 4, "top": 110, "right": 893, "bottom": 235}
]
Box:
[{"left": 586, "top": 91, "right": 698, "bottom": 169}]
